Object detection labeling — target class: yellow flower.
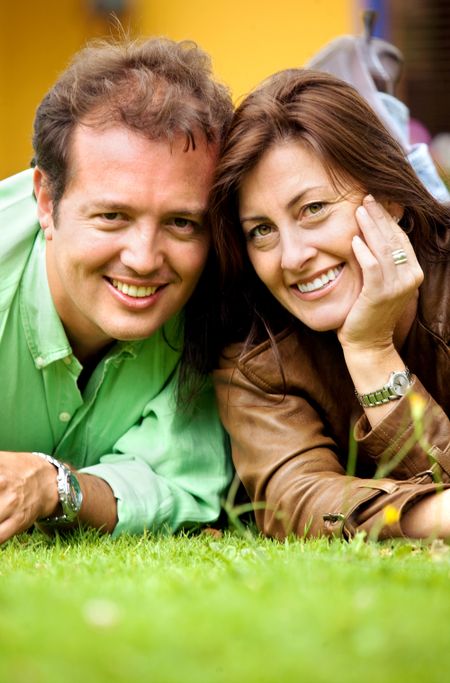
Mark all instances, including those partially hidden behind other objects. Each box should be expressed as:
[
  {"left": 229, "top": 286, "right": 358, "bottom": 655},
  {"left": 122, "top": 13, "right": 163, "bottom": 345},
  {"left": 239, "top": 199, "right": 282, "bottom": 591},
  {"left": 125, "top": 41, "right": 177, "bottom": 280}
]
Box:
[
  {"left": 383, "top": 505, "right": 400, "bottom": 526},
  {"left": 409, "top": 392, "right": 426, "bottom": 422}
]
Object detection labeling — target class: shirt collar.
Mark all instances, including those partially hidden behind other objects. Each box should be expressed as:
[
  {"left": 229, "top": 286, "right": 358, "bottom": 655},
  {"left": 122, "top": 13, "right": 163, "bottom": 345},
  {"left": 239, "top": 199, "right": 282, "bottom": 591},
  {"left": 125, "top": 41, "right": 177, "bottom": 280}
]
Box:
[
  {"left": 20, "top": 231, "right": 72, "bottom": 369},
  {"left": 20, "top": 232, "right": 149, "bottom": 370}
]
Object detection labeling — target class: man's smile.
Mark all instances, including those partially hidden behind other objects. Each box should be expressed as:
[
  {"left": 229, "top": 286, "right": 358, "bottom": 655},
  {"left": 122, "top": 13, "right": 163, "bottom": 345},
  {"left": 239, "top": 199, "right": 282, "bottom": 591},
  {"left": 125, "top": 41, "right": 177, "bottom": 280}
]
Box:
[{"left": 111, "top": 278, "right": 160, "bottom": 298}]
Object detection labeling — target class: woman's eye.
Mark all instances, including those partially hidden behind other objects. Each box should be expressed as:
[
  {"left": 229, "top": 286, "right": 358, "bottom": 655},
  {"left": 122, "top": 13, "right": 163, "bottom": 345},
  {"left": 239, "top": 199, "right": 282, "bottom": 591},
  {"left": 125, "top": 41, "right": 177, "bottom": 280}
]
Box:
[
  {"left": 305, "top": 202, "right": 324, "bottom": 216},
  {"left": 248, "top": 224, "right": 273, "bottom": 239}
]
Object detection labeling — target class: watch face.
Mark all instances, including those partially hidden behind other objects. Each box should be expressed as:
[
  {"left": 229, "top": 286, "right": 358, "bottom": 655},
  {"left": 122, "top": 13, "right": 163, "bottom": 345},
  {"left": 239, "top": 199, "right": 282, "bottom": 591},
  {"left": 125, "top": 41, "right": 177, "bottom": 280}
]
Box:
[
  {"left": 392, "top": 372, "right": 410, "bottom": 396},
  {"left": 67, "top": 473, "right": 83, "bottom": 512}
]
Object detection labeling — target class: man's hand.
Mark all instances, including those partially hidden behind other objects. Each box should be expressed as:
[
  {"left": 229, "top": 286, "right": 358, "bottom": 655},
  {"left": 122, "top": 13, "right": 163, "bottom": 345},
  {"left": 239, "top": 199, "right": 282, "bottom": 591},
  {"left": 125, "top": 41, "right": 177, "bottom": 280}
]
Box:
[
  {"left": 0, "top": 451, "right": 118, "bottom": 543},
  {"left": 0, "top": 451, "right": 59, "bottom": 544}
]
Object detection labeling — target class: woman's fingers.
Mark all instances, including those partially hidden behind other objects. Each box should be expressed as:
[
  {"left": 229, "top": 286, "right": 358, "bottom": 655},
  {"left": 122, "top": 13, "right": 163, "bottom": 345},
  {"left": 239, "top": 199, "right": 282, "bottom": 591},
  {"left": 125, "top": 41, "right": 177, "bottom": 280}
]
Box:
[
  {"left": 339, "top": 194, "right": 424, "bottom": 349},
  {"left": 354, "top": 195, "right": 423, "bottom": 293},
  {"left": 358, "top": 195, "right": 414, "bottom": 259}
]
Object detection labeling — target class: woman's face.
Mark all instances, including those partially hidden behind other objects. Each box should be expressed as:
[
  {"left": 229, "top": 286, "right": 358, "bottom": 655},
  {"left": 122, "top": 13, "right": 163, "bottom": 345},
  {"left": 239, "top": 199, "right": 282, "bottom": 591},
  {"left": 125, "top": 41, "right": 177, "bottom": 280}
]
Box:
[{"left": 238, "top": 140, "right": 366, "bottom": 332}]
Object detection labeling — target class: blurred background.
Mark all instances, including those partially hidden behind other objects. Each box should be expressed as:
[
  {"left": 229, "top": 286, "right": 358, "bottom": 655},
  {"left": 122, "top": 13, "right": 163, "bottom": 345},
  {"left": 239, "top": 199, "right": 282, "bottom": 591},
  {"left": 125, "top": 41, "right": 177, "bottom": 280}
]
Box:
[{"left": 0, "top": 0, "right": 449, "bottom": 181}]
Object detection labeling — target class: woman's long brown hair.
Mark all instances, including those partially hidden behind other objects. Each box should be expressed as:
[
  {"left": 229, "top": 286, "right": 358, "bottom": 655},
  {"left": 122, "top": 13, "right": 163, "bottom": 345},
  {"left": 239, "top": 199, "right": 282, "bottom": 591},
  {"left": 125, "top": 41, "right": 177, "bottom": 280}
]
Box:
[{"left": 204, "top": 68, "right": 449, "bottom": 363}]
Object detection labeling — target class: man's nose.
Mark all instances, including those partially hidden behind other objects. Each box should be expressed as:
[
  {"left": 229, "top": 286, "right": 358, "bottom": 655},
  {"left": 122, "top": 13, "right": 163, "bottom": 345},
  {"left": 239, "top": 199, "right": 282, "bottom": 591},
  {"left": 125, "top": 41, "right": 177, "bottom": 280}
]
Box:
[
  {"left": 120, "top": 223, "right": 165, "bottom": 274},
  {"left": 279, "top": 225, "right": 317, "bottom": 272}
]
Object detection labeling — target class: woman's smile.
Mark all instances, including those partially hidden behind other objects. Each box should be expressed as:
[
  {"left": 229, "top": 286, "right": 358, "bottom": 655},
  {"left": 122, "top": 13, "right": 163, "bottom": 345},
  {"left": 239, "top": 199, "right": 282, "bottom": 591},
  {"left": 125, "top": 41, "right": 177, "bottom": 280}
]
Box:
[{"left": 293, "top": 264, "right": 344, "bottom": 296}]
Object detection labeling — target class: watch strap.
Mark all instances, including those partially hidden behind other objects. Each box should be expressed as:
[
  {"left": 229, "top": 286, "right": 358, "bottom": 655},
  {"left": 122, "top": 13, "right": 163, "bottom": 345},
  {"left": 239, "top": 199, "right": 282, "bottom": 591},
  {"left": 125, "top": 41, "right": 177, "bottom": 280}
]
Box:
[{"left": 355, "top": 368, "right": 412, "bottom": 408}]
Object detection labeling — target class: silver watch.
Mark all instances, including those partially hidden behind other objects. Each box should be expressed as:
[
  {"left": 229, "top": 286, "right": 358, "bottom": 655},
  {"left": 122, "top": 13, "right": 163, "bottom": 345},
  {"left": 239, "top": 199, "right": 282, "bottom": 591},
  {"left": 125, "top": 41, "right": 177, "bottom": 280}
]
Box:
[
  {"left": 33, "top": 452, "right": 83, "bottom": 523},
  {"left": 356, "top": 368, "right": 412, "bottom": 408}
]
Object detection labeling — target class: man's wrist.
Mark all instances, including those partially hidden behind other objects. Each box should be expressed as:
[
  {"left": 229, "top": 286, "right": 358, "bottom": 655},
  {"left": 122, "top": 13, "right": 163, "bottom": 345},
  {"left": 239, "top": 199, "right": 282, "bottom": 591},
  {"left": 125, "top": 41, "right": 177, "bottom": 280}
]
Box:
[{"left": 32, "top": 452, "right": 83, "bottom": 524}]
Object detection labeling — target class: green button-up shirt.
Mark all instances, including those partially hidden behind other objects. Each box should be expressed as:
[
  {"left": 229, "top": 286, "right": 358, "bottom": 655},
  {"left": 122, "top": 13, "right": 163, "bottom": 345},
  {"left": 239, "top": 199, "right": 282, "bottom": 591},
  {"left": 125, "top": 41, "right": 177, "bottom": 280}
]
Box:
[{"left": 1, "top": 169, "right": 232, "bottom": 535}]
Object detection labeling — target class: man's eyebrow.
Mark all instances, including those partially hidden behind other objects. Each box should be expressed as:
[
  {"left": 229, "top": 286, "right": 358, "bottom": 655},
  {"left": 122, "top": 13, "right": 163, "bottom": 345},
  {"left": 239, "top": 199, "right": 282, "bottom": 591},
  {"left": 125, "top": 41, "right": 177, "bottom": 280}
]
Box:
[
  {"left": 80, "top": 201, "right": 206, "bottom": 216},
  {"left": 80, "top": 199, "right": 133, "bottom": 212},
  {"left": 167, "top": 208, "right": 206, "bottom": 217}
]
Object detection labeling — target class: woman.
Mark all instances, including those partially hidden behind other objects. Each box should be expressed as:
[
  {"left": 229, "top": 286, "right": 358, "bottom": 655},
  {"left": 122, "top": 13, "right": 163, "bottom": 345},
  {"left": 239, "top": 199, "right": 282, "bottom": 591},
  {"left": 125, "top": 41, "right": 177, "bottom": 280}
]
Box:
[{"left": 209, "top": 69, "right": 450, "bottom": 540}]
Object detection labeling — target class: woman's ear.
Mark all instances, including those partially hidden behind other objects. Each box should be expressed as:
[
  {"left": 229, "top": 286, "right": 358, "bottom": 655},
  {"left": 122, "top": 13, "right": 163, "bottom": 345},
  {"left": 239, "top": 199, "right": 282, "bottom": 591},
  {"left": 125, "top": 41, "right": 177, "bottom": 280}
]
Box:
[
  {"left": 33, "top": 167, "right": 55, "bottom": 240},
  {"left": 383, "top": 199, "right": 404, "bottom": 224}
]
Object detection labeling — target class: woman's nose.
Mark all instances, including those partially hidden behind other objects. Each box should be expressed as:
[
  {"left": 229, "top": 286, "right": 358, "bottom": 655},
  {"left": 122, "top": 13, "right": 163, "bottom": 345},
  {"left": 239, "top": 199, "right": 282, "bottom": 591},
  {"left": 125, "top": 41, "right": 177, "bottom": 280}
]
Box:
[{"left": 279, "top": 227, "right": 317, "bottom": 272}]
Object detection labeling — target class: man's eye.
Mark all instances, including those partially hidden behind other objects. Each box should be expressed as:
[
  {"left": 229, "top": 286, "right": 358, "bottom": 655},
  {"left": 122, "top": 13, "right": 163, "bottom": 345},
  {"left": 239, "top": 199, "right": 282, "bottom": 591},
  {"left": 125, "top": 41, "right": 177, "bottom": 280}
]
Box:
[
  {"left": 172, "top": 217, "right": 195, "bottom": 229},
  {"left": 101, "top": 212, "right": 123, "bottom": 221}
]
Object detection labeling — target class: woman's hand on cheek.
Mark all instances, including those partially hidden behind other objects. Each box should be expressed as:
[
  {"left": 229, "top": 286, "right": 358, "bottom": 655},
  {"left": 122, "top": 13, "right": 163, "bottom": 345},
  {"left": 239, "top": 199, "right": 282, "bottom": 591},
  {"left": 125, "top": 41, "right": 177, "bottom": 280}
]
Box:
[{"left": 337, "top": 195, "right": 423, "bottom": 353}]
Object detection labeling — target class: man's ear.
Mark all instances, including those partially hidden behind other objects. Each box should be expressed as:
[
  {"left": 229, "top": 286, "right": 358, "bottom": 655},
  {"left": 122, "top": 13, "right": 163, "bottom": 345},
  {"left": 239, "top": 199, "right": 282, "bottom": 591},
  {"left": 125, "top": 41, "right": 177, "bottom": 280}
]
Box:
[{"left": 33, "top": 167, "right": 55, "bottom": 240}]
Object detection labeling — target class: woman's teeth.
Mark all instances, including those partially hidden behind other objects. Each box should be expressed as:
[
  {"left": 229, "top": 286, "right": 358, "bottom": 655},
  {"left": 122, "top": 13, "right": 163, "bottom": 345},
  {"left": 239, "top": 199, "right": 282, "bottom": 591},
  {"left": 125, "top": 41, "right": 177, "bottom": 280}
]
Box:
[
  {"left": 112, "top": 279, "right": 158, "bottom": 298},
  {"left": 296, "top": 266, "right": 342, "bottom": 293}
]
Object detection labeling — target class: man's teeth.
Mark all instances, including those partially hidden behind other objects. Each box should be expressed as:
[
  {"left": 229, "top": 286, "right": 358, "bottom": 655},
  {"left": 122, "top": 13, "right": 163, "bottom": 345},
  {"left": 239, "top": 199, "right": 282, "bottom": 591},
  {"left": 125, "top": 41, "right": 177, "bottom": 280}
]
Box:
[
  {"left": 297, "top": 266, "right": 342, "bottom": 293},
  {"left": 112, "top": 279, "right": 158, "bottom": 298}
]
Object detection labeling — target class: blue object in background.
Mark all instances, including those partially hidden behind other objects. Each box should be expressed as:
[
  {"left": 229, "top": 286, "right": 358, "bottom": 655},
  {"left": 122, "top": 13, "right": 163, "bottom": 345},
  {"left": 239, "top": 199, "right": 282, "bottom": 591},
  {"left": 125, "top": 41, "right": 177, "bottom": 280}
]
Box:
[{"left": 362, "top": 0, "right": 390, "bottom": 40}]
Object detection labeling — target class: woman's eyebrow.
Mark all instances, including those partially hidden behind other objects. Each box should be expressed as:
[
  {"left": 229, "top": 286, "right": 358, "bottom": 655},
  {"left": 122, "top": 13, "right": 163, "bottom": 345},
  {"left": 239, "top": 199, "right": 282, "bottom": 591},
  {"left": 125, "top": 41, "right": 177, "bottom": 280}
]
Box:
[
  {"left": 286, "top": 185, "right": 330, "bottom": 210},
  {"left": 241, "top": 185, "right": 330, "bottom": 222},
  {"left": 240, "top": 213, "right": 268, "bottom": 225}
]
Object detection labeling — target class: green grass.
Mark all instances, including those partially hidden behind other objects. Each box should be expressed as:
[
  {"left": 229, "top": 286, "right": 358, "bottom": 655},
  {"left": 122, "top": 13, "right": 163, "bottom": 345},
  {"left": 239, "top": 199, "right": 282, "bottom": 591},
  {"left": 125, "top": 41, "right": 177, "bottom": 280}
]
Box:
[{"left": 1, "top": 528, "right": 449, "bottom": 683}]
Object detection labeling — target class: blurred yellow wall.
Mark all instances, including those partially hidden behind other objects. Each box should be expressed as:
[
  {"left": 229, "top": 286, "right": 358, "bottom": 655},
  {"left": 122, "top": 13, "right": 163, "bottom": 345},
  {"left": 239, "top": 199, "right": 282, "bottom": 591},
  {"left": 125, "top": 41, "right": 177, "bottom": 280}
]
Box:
[{"left": 0, "top": 0, "right": 356, "bottom": 179}]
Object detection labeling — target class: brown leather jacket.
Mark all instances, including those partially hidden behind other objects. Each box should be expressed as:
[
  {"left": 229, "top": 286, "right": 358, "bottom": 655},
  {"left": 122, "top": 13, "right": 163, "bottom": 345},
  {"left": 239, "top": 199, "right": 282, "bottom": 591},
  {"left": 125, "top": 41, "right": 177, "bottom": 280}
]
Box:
[{"left": 214, "top": 233, "right": 449, "bottom": 540}]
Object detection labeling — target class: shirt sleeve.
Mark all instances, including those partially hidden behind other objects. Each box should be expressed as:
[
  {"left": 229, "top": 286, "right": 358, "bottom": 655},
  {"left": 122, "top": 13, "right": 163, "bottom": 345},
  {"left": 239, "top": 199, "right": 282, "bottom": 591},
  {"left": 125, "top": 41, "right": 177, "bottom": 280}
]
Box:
[
  {"left": 214, "top": 361, "right": 449, "bottom": 541},
  {"left": 80, "top": 374, "right": 232, "bottom": 536}
]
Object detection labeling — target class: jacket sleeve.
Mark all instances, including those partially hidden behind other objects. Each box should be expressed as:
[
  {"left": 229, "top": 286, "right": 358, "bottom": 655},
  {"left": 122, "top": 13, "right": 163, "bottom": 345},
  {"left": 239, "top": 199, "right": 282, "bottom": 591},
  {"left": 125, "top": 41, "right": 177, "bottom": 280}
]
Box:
[
  {"left": 80, "top": 374, "right": 232, "bottom": 536},
  {"left": 354, "top": 377, "right": 450, "bottom": 481},
  {"left": 214, "top": 359, "right": 449, "bottom": 541}
]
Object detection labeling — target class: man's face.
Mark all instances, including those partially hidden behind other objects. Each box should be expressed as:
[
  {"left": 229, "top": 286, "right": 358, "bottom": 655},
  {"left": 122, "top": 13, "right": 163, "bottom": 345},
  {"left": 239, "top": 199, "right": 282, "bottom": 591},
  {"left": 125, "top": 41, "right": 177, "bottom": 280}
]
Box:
[{"left": 35, "top": 124, "right": 217, "bottom": 361}]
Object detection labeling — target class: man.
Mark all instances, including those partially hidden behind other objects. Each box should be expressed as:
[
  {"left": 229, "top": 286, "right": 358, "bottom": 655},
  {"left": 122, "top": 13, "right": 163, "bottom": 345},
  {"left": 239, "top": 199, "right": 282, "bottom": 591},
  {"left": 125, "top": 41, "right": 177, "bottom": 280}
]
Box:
[{"left": 0, "top": 37, "right": 233, "bottom": 542}]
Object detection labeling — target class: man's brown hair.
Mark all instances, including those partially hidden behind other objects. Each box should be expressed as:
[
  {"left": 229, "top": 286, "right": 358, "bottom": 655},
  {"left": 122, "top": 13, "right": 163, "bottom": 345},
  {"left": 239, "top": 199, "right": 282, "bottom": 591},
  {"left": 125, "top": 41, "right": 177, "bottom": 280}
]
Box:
[{"left": 33, "top": 36, "right": 233, "bottom": 205}]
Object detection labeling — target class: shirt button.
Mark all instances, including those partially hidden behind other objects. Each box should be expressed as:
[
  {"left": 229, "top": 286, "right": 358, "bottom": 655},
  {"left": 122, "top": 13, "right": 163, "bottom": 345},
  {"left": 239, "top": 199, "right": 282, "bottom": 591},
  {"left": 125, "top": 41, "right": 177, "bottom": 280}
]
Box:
[
  {"left": 59, "top": 412, "right": 71, "bottom": 423},
  {"left": 63, "top": 356, "right": 72, "bottom": 365},
  {"left": 35, "top": 356, "right": 45, "bottom": 368}
]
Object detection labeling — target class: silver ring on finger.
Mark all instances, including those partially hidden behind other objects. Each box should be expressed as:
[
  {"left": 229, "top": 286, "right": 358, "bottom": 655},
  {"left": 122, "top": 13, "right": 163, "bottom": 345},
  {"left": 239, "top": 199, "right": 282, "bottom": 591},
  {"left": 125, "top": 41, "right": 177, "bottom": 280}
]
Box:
[{"left": 391, "top": 248, "right": 408, "bottom": 265}]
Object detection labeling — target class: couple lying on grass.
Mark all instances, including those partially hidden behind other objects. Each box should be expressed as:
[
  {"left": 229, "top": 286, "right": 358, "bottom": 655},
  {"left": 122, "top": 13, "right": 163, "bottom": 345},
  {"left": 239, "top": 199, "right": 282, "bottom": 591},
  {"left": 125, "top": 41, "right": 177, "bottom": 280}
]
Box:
[{"left": 0, "top": 36, "right": 448, "bottom": 545}]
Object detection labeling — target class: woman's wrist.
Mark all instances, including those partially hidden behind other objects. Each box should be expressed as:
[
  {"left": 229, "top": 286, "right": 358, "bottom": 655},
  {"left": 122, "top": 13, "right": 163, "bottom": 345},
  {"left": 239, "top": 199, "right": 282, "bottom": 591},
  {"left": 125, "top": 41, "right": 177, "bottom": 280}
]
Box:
[
  {"left": 342, "top": 344, "right": 403, "bottom": 393},
  {"left": 341, "top": 344, "right": 410, "bottom": 427}
]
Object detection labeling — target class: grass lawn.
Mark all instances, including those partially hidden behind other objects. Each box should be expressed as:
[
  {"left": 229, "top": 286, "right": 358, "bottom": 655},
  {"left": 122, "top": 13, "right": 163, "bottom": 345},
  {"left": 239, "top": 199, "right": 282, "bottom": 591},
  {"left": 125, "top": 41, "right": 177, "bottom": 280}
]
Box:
[{"left": 1, "top": 528, "right": 449, "bottom": 683}]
